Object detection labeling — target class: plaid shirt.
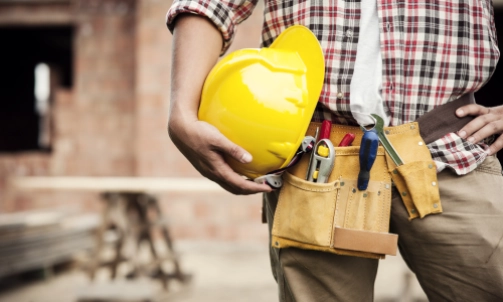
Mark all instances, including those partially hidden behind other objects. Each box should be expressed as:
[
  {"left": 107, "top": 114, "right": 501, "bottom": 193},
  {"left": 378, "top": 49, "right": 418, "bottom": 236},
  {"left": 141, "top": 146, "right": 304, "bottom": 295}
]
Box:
[{"left": 166, "top": 0, "right": 500, "bottom": 175}]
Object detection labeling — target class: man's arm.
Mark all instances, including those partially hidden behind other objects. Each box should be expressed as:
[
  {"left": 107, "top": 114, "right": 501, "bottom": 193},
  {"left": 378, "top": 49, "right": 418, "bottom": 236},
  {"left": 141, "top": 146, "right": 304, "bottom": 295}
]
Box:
[
  {"left": 168, "top": 14, "right": 272, "bottom": 194},
  {"left": 456, "top": 104, "right": 503, "bottom": 155}
]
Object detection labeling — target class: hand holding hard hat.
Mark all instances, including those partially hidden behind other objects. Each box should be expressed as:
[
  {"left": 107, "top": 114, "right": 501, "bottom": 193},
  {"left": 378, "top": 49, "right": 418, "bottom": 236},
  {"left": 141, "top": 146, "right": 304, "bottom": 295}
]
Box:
[{"left": 199, "top": 25, "right": 325, "bottom": 184}]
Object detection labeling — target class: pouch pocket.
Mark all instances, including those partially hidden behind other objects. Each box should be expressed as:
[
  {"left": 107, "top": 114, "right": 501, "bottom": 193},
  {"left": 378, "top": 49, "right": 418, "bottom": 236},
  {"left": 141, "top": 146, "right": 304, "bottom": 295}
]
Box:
[
  {"left": 271, "top": 170, "right": 397, "bottom": 259},
  {"left": 392, "top": 160, "right": 441, "bottom": 219},
  {"left": 271, "top": 172, "right": 340, "bottom": 247}
]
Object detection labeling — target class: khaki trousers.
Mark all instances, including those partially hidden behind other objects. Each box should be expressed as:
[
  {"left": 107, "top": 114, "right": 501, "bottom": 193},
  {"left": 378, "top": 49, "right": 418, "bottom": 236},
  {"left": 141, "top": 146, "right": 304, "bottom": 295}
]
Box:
[{"left": 264, "top": 155, "right": 503, "bottom": 301}]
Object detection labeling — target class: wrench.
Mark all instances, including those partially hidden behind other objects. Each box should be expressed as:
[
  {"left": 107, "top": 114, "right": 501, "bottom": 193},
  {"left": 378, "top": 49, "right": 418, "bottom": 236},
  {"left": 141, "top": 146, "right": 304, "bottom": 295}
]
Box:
[{"left": 369, "top": 114, "right": 404, "bottom": 166}]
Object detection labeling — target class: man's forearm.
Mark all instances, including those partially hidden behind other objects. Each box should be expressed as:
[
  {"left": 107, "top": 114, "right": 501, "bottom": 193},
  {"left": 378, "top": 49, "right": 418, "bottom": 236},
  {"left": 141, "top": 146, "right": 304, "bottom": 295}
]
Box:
[{"left": 169, "top": 14, "right": 223, "bottom": 126}]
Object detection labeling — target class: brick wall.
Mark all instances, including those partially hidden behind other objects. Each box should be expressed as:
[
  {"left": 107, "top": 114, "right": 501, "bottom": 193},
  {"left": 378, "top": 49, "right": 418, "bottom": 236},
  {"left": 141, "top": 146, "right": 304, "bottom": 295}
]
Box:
[{"left": 0, "top": 0, "right": 269, "bottom": 243}]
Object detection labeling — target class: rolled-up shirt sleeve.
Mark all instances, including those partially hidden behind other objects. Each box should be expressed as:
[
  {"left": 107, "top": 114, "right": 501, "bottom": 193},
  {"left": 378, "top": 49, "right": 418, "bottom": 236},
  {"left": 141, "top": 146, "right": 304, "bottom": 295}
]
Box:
[{"left": 166, "top": 0, "right": 259, "bottom": 54}]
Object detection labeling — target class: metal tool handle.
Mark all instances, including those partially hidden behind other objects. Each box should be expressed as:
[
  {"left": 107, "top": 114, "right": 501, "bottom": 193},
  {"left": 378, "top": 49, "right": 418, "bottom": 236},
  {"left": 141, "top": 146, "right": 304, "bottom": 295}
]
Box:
[
  {"left": 307, "top": 139, "right": 335, "bottom": 183},
  {"left": 254, "top": 174, "right": 283, "bottom": 189}
]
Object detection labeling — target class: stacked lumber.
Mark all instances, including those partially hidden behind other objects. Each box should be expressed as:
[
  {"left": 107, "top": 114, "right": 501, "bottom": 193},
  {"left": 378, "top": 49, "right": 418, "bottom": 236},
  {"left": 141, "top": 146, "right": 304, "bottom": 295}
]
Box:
[{"left": 0, "top": 211, "right": 99, "bottom": 278}]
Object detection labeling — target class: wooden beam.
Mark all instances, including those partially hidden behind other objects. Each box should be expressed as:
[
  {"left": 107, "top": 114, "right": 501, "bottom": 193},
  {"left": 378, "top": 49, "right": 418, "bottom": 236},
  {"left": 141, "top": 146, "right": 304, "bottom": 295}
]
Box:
[
  {"left": 0, "top": 0, "right": 70, "bottom": 4},
  {"left": 8, "top": 177, "right": 225, "bottom": 193},
  {"left": 0, "top": 1, "right": 73, "bottom": 26}
]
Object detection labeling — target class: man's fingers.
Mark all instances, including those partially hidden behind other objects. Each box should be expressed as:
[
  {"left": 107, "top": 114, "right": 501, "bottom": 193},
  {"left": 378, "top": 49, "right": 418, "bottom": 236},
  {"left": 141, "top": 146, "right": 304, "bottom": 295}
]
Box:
[
  {"left": 456, "top": 104, "right": 503, "bottom": 144},
  {"left": 210, "top": 133, "right": 253, "bottom": 164},
  {"left": 456, "top": 104, "right": 488, "bottom": 118},
  {"left": 486, "top": 135, "right": 503, "bottom": 156},
  {"left": 454, "top": 103, "right": 503, "bottom": 154},
  {"left": 458, "top": 114, "right": 500, "bottom": 141},
  {"left": 469, "top": 121, "right": 503, "bottom": 143},
  {"left": 210, "top": 164, "right": 272, "bottom": 195}
]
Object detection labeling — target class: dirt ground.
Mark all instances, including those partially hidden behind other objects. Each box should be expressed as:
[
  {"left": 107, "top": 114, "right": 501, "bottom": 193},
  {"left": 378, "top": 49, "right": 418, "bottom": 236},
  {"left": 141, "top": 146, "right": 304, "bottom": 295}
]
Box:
[{"left": 0, "top": 240, "right": 427, "bottom": 302}]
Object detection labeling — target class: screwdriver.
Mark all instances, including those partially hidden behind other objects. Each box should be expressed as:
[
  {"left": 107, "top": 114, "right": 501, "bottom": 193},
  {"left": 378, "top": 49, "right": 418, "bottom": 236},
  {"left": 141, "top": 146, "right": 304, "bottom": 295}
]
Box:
[
  {"left": 338, "top": 133, "right": 356, "bottom": 147},
  {"left": 358, "top": 129, "right": 379, "bottom": 191},
  {"left": 319, "top": 120, "right": 332, "bottom": 141}
]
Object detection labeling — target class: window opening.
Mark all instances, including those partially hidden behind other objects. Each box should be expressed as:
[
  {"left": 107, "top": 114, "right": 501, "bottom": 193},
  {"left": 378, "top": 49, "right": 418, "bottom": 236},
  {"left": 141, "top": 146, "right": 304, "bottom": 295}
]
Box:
[{"left": 0, "top": 26, "right": 73, "bottom": 153}]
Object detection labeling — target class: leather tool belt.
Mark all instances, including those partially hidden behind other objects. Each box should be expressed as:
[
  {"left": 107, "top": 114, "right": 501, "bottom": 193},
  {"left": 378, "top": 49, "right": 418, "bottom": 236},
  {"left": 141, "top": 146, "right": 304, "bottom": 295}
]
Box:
[{"left": 270, "top": 93, "right": 475, "bottom": 259}]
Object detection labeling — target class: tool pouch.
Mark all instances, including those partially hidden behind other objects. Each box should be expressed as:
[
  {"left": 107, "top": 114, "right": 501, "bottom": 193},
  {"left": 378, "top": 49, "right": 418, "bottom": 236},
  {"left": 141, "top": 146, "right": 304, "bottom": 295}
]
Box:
[
  {"left": 271, "top": 125, "right": 398, "bottom": 259},
  {"left": 270, "top": 122, "right": 442, "bottom": 259}
]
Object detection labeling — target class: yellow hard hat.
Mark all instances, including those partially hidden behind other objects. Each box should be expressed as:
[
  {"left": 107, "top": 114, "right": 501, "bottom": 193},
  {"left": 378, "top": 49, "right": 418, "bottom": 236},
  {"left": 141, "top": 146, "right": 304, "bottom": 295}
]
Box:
[{"left": 199, "top": 25, "right": 325, "bottom": 179}]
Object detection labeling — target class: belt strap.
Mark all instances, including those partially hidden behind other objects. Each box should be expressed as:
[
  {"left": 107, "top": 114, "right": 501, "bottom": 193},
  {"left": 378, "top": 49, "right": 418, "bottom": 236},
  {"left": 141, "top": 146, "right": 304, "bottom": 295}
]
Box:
[{"left": 416, "top": 93, "right": 475, "bottom": 144}]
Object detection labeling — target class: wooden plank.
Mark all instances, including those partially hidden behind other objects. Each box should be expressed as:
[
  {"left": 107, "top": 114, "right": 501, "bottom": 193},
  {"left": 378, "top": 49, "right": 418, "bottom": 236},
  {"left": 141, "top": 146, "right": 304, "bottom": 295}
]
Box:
[
  {"left": 0, "top": 1, "right": 73, "bottom": 26},
  {"left": 0, "top": 211, "right": 63, "bottom": 232},
  {"left": 0, "top": 213, "right": 99, "bottom": 278},
  {"left": 0, "top": 227, "right": 96, "bottom": 254},
  {"left": 0, "top": 234, "right": 94, "bottom": 263},
  {"left": 0, "top": 0, "right": 70, "bottom": 3},
  {"left": 0, "top": 238, "right": 94, "bottom": 277},
  {"left": 9, "top": 177, "right": 225, "bottom": 193}
]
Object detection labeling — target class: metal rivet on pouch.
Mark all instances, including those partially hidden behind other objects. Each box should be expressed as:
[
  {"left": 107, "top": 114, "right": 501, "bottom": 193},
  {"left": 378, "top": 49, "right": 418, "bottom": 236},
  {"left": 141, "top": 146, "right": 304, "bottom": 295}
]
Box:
[
  {"left": 385, "top": 130, "right": 390, "bottom": 135},
  {"left": 428, "top": 164, "right": 433, "bottom": 169},
  {"left": 341, "top": 182, "right": 345, "bottom": 186},
  {"left": 411, "top": 209, "right": 416, "bottom": 213},
  {"left": 410, "top": 125, "right": 415, "bottom": 130},
  {"left": 363, "top": 193, "right": 368, "bottom": 198},
  {"left": 352, "top": 188, "right": 357, "bottom": 193},
  {"left": 275, "top": 241, "right": 279, "bottom": 246},
  {"left": 418, "top": 142, "right": 424, "bottom": 146},
  {"left": 402, "top": 192, "right": 407, "bottom": 197},
  {"left": 378, "top": 191, "right": 381, "bottom": 196},
  {"left": 385, "top": 184, "right": 390, "bottom": 189},
  {"left": 433, "top": 203, "right": 438, "bottom": 208},
  {"left": 432, "top": 182, "right": 436, "bottom": 186},
  {"left": 393, "top": 169, "right": 398, "bottom": 174}
]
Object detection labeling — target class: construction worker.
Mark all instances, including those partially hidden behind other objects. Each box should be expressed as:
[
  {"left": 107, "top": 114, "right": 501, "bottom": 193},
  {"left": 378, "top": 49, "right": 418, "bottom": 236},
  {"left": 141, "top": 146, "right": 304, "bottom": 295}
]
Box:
[{"left": 166, "top": 1, "right": 503, "bottom": 301}]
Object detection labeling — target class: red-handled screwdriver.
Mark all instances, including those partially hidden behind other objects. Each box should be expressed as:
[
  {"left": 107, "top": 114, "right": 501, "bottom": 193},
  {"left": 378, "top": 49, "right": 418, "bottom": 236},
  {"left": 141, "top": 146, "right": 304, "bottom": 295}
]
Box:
[
  {"left": 338, "top": 133, "right": 356, "bottom": 147},
  {"left": 319, "top": 120, "right": 332, "bottom": 141}
]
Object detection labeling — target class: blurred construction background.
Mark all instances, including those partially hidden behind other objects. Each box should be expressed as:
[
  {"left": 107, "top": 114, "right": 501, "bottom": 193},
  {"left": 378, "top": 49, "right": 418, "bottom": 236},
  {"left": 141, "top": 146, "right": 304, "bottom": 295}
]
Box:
[{"left": 0, "top": 0, "right": 502, "bottom": 301}]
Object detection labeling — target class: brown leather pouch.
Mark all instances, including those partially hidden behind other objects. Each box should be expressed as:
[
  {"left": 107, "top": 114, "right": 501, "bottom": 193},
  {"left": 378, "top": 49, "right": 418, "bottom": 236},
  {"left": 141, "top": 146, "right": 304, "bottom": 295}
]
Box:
[{"left": 271, "top": 124, "right": 397, "bottom": 259}]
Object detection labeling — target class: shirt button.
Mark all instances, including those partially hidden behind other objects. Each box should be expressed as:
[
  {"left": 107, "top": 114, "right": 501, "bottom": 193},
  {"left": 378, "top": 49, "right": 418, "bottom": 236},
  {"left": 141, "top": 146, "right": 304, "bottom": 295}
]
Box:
[
  {"left": 345, "top": 29, "right": 353, "bottom": 37},
  {"left": 386, "top": 23, "right": 391, "bottom": 31},
  {"left": 337, "top": 92, "right": 344, "bottom": 99}
]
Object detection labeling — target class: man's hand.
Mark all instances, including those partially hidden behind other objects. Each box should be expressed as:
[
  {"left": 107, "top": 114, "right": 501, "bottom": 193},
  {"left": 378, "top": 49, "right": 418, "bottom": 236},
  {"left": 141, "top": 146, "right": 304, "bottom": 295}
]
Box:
[
  {"left": 168, "top": 117, "right": 272, "bottom": 195},
  {"left": 456, "top": 104, "right": 503, "bottom": 155}
]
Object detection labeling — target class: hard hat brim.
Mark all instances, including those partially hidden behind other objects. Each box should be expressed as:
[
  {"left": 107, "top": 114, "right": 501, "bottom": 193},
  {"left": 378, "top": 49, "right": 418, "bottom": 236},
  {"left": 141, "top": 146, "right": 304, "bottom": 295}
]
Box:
[{"left": 269, "top": 25, "right": 325, "bottom": 106}]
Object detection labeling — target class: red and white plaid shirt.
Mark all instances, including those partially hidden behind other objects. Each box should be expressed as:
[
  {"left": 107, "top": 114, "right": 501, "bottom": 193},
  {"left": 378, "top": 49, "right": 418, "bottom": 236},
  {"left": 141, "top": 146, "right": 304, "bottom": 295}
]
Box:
[{"left": 167, "top": 0, "right": 500, "bottom": 175}]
